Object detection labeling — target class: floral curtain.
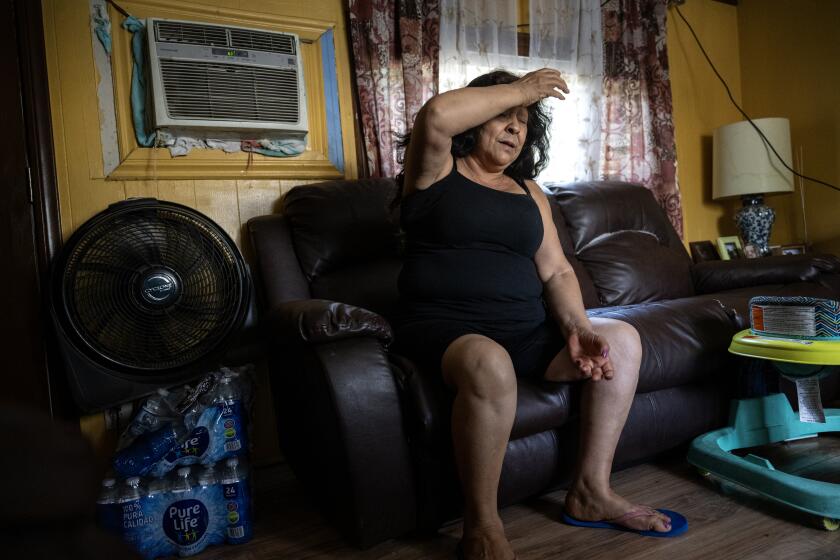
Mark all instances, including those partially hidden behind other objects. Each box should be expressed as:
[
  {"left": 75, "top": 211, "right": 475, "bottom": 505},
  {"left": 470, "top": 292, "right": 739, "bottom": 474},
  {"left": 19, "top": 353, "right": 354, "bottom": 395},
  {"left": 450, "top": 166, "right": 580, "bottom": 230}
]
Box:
[
  {"left": 438, "top": 0, "right": 603, "bottom": 187},
  {"left": 601, "top": 0, "right": 683, "bottom": 238},
  {"left": 348, "top": 0, "right": 440, "bottom": 178}
]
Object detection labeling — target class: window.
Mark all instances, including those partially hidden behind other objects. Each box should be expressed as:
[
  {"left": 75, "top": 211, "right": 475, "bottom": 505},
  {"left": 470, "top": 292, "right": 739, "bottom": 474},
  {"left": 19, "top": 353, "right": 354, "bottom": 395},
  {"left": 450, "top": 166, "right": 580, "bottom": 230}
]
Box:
[{"left": 438, "top": 0, "right": 603, "bottom": 187}]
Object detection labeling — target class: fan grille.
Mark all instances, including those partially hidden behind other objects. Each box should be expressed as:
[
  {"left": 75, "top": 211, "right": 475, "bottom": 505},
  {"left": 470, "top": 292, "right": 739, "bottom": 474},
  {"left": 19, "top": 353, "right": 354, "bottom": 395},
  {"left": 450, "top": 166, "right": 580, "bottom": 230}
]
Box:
[{"left": 61, "top": 205, "right": 245, "bottom": 373}]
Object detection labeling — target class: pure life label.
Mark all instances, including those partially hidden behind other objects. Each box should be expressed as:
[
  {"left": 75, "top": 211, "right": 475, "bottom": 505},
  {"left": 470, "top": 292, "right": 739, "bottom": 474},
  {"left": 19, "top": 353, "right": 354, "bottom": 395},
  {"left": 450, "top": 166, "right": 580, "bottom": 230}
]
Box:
[{"left": 164, "top": 499, "right": 209, "bottom": 546}]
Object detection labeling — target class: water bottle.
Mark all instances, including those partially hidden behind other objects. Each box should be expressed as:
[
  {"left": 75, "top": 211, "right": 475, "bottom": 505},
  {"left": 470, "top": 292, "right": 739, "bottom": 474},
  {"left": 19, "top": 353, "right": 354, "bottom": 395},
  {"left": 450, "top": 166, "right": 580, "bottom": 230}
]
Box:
[
  {"left": 221, "top": 457, "right": 252, "bottom": 544},
  {"left": 169, "top": 466, "right": 195, "bottom": 495},
  {"left": 118, "top": 396, "right": 172, "bottom": 450},
  {"left": 145, "top": 476, "right": 169, "bottom": 518},
  {"left": 157, "top": 387, "right": 179, "bottom": 409},
  {"left": 164, "top": 467, "right": 214, "bottom": 557},
  {"left": 216, "top": 375, "right": 239, "bottom": 404},
  {"left": 95, "top": 478, "right": 120, "bottom": 535},
  {"left": 113, "top": 422, "right": 186, "bottom": 478},
  {"left": 183, "top": 390, "right": 212, "bottom": 433},
  {"left": 118, "top": 477, "right": 151, "bottom": 552},
  {"left": 221, "top": 367, "right": 253, "bottom": 410},
  {"left": 196, "top": 463, "right": 219, "bottom": 510},
  {"left": 214, "top": 376, "right": 247, "bottom": 458},
  {"left": 141, "top": 477, "right": 177, "bottom": 560},
  {"left": 197, "top": 463, "right": 217, "bottom": 488}
]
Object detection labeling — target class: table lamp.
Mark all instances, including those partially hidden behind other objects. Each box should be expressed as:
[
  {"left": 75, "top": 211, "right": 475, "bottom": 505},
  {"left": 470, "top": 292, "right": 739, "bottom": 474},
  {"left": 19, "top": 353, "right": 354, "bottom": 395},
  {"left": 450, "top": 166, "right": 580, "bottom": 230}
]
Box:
[{"left": 713, "top": 117, "right": 794, "bottom": 256}]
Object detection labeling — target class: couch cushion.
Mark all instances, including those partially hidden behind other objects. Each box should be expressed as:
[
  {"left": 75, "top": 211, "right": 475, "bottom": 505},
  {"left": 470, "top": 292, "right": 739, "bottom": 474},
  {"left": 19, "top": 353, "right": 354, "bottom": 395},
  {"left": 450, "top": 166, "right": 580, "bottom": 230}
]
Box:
[
  {"left": 511, "top": 380, "right": 572, "bottom": 440},
  {"left": 588, "top": 296, "right": 740, "bottom": 393},
  {"left": 692, "top": 254, "right": 840, "bottom": 295},
  {"left": 282, "top": 179, "right": 403, "bottom": 316},
  {"left": 282, "top": 178, "right": 402, "bottom": 281},
  {"left": 248, "top": 214, "right": 311, "bottom": 309},
  {"left": 577, "top": 230, "right": 695, "bottom": 306},
  {"left": 551, "top": 181, "right": 687, "bottom": 254},
  {"left": 549, "top": 200, "right": 600, "bottom": 309}
]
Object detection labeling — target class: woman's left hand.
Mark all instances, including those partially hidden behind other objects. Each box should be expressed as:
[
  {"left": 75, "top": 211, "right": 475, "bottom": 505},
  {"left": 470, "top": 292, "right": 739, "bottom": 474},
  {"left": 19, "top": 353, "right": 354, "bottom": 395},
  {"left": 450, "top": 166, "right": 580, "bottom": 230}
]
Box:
[{"left": 567, "top": 329, "right": 613, "bottom": 380}]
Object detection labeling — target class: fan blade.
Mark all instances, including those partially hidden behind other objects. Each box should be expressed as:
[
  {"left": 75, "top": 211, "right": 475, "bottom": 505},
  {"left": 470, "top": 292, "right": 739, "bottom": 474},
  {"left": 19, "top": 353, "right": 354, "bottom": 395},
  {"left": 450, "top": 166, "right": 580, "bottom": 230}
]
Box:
[{"left": 103, "top": 229, "right": 155, "bottom": 268}]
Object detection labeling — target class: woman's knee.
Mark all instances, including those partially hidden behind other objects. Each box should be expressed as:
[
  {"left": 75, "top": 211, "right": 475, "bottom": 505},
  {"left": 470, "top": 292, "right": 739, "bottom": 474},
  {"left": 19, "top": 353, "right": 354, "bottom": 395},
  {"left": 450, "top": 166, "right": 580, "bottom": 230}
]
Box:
[
  {"left": 592, "top": 318, "right": 642, "bottom": 365},
  {"left": 442, "top": 335, "right": 517, "bottom": 399}
]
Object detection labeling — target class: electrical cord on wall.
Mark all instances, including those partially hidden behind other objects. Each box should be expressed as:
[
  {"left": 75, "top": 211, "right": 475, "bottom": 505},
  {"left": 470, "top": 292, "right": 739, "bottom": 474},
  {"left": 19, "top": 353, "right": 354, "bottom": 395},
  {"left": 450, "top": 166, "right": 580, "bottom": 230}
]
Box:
[
  {"left": 672, "top": 3, "right": 840, "bottom": 193},
  {"left": 105, "top": 0, "right": 131, "bottom": 18}
]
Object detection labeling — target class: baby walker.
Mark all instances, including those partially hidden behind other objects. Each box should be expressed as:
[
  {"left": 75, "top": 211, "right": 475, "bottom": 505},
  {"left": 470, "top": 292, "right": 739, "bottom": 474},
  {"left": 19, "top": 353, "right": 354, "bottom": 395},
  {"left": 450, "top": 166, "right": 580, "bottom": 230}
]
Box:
[{"left": 687, "top": 296, "right": 840, "bottom": 530}]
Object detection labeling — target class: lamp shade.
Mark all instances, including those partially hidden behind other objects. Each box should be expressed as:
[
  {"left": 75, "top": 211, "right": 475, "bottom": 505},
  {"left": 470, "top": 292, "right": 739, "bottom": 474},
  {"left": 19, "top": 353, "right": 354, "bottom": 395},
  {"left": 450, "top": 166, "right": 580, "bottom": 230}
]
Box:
[{"left": 713, "top": 117, "right": 794, "bottom": 199}]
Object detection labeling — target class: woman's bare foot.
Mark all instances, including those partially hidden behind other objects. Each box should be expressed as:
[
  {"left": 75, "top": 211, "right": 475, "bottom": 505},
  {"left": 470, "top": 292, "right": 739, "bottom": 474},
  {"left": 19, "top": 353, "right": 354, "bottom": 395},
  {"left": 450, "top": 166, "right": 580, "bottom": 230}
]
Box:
[
  {"left": 564, "top": 485, "right": 672, "bottom": 533},
  {"left": 461, "top": 518, "right": 516, "bottom": 560}
]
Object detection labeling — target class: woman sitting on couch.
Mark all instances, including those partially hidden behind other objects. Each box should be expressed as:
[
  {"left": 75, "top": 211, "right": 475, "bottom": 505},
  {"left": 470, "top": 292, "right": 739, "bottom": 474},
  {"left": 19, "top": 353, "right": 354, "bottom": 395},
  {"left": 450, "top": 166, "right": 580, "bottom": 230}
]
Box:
[{"left": 393, "top": 69, "right": 681, "bottom": 560}]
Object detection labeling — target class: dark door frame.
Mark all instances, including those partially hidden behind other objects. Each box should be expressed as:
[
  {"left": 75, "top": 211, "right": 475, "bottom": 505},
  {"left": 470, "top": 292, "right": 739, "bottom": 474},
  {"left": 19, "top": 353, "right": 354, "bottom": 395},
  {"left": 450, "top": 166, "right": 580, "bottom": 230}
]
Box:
[
  {"left": 17, "top": 0, "right": 61, "bottom": 271},
  {"left": 2, "top": 0, "right": 73, "bottom": 419}
]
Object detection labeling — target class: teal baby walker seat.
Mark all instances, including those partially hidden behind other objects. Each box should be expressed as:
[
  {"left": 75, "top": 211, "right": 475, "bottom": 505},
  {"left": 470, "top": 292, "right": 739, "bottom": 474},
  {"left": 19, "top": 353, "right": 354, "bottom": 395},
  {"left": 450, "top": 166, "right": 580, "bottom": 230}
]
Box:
[{"left": 687, "top": 296, "right": 840, "bottom": 530}]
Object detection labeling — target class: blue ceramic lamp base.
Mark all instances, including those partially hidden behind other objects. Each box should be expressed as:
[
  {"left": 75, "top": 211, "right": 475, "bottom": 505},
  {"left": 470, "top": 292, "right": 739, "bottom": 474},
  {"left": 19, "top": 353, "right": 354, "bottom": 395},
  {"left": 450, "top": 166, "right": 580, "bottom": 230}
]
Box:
[{"left": 735, "top": 194, "right": 775, "bottom": 257}]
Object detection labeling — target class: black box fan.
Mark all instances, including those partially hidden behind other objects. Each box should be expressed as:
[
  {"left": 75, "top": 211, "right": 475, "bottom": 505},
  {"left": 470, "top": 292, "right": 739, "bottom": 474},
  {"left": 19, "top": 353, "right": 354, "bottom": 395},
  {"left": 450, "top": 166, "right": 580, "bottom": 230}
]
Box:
[{"left": 50, "top": 198, "right": 251, "bottom": 412}]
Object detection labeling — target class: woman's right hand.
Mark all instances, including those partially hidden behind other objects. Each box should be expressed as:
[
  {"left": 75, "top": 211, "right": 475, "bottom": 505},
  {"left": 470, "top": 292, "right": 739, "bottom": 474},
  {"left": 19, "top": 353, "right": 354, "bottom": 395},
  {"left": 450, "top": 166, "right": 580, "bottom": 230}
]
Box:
[{"left": 514, "top": 68, "right": 570, "bottom": 105}]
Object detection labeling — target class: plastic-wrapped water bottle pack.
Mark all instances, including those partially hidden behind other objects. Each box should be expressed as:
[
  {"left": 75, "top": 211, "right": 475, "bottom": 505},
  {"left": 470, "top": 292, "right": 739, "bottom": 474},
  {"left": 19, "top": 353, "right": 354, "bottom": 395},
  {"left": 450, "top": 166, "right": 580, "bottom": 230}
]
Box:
[
  {"left": 97, "top": 366, "right": 255, "bottom": 558},
  {"left": 98, "top": 459, "right": 252, "bottom": 558}
]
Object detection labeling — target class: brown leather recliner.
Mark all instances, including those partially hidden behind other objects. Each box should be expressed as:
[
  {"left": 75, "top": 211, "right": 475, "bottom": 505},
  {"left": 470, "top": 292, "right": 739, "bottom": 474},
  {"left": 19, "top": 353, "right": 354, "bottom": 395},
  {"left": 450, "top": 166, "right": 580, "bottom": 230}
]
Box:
[{"left": 247, "top": 178, "right": 840, "bottom": 548}]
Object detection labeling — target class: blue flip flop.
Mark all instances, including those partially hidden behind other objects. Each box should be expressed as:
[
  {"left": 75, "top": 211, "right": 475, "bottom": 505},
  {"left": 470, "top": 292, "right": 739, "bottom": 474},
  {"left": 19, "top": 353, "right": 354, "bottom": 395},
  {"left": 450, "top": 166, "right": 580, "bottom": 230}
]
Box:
[{"left": 562, "top": 507, "right": 688, "bottom": 538}]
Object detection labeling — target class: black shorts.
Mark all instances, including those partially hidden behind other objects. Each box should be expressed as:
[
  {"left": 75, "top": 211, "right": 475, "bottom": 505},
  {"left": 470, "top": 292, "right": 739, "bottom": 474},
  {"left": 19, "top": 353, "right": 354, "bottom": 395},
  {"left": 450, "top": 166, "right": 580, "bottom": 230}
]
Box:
[{"left": 393, "top": 319, "right": 566, "bottom": 379}]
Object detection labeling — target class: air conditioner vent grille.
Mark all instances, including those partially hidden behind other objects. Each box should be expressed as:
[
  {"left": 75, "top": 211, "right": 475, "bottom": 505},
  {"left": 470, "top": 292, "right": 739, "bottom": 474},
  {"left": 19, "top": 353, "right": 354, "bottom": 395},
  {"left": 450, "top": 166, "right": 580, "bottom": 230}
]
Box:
[
  {"left": 229, "top": 28, "right": 295, "bottom": 54},
  {"left": 155, "top": 21, "right": 228, "bottom": 47},
  {"left": 154, "top": 20, "right": 296, "bottom": 55},
  {"left": 160, "top": 59, "right": 300, "bottom": 123}
]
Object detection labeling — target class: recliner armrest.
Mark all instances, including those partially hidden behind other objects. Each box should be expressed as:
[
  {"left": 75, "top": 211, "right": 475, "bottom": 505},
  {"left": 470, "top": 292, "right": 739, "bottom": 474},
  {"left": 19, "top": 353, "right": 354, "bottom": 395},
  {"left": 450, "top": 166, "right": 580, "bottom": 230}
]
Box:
[
  {"left": 692, "top": 254, "right": 840, "bottom": 294},
  {"left": 268, "top": 337, "right": 417, "bottom": 546},
  {"left": 266, "top": 298, "right": 393, "bottom": 345}
]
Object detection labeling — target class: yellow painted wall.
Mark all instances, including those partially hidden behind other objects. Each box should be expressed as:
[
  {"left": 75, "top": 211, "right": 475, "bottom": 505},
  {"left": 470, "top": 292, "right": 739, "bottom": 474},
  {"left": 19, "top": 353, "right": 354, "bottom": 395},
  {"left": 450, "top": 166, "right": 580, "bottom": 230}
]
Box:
[
  {"left": 737, "top": 0, "right": 840, "bottom": 255},
  {"left": 43, "top": 0, "right": 358, "bottom": 464},
  {"left": 667, "top": 0, "right": 796, "bottom": 245}
]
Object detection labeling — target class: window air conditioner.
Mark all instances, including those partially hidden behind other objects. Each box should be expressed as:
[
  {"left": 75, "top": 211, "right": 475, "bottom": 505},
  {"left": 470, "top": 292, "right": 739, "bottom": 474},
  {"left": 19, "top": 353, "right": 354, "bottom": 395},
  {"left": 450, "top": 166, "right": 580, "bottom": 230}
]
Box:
[{"left": 146, "top": 18, "right": 308, "bottom": 138}]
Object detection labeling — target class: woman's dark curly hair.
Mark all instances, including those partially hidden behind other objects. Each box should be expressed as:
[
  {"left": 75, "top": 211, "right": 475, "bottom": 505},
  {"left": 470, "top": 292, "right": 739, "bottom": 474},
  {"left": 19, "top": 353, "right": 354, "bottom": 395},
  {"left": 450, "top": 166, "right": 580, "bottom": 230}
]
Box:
[{"left": 392, "top": 70, "right": 552, "bottom": 208}]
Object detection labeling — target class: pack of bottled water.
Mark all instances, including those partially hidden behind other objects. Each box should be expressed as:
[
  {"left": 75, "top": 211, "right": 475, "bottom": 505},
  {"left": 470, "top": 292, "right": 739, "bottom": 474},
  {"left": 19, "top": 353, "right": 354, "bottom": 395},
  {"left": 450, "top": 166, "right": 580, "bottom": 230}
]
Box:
[
  {"left": 97, "top": 459, "right": 252, "bottom": 558},
  {"left": 112, "top": 366, "right": 253, "bottom": 479},
  {"left": 97, "top": 366, "right": 255, "bottom": 558}
]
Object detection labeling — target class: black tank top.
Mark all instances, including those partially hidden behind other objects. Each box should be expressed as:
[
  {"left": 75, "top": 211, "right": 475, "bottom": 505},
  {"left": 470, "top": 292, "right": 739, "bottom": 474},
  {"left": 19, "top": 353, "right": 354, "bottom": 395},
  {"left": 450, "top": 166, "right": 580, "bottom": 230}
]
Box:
[{"left": 397, "top": 161, "right": 546, "bottom": 335}]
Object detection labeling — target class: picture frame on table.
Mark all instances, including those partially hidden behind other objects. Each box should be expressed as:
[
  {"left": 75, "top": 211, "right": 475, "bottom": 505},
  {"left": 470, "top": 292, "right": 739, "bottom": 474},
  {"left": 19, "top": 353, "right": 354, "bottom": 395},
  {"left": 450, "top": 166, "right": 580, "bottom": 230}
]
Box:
[
  {"left": 781, "top": 244, "right": 807, "bottom": 256},
  {"left": 716, "top": 236, "right": 743, "bottom": 260},
  {"left": 743, "top": 244, "right": 759, "bottom": 259},
  {"left": 689, "top": 240, "right": 721, "bottom": 263}
]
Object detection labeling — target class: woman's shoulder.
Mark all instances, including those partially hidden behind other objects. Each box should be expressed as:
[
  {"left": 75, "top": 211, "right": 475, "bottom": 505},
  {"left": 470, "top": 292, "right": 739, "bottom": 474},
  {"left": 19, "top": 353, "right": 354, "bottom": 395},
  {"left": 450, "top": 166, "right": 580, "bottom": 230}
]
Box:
[
  {"left": 400, "top": 158, "right": 459, "bottom": 226},
  {"left": 523, "top": 179, "right": 549, "bottom": 202},
  {"left": 404, "top": 156, "right": 456, "bottom": 197}
]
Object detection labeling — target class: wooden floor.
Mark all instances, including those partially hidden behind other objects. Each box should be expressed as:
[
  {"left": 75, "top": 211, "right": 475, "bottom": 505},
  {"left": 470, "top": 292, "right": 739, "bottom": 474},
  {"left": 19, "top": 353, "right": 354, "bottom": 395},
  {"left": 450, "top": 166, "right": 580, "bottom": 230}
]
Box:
[{"left": 198, "top": 438, "right": 840, "bottom": 560}]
